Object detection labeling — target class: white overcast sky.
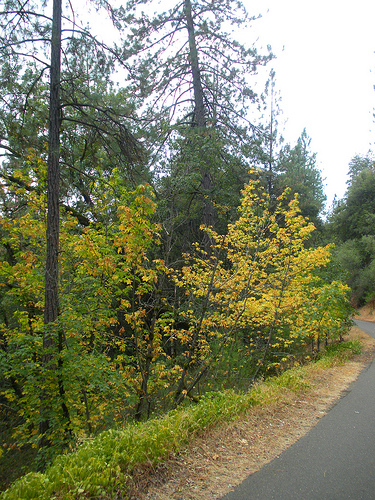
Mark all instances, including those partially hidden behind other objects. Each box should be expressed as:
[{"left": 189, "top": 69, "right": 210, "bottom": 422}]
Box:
[{"left": 247, "top": 0, "right": 375, "bottom": 209}]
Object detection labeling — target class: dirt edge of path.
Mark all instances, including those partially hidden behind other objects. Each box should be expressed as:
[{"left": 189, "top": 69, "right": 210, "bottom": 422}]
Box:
[{"left": 127, "top": 320, "right": 375, "bottom": 500}]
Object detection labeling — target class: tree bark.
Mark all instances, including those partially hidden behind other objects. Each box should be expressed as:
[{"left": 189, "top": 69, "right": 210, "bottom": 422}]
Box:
[
  {"left": 38, "top": 0, "right": 62, "bottom": 448},
  {"left": 184, "top": 0, "right": 205, "bottom": 129},
  {"left": 184, "top": 0, "right": 215, "bottom": 235},
  {"left": 45, "top": 0, "right": 61, "bottom": 327}
]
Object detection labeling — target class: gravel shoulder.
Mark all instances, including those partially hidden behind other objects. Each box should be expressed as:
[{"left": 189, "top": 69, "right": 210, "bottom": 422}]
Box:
[{"left": 128, "top": 314, "right": 375, "bottom": 500}]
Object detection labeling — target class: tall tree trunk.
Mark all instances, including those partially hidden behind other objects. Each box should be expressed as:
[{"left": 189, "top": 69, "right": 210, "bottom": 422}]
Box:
[
  {"left": 184, "top": 0, "right": 205, "bottom": 129},
  {"left": 184, "top": 0, "right": 215, "bottom": 236},
  {"left": 45, "top": 0, "right": 61, "bottom": 326},
  {"left": 38, "top": 0, "right": 63, "bottom": 453},
  {"left": 267, "top": 70, "right": 275, "bottom": 196}
]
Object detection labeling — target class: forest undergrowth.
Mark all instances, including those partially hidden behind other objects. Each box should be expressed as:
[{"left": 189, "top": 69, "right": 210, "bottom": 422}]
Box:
[{"left": 0, "top": 330, "right": 367, "bottom": 499}]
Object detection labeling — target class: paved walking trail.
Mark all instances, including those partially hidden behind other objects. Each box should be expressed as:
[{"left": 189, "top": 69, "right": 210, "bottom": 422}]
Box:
[{"left": 221, "top": 320, "right": 375, "bottom": 500}]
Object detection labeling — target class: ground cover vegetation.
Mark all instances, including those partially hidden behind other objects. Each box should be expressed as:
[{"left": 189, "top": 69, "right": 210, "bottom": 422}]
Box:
[
  {"left": 0, "top": 0, "right": 356, "bottom": 492},
  {"left": 0, "top": 339, "right": 362, "bottom": 499}
]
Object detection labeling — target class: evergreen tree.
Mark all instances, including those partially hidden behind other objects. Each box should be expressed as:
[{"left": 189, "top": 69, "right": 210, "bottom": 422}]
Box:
[
  {"left": 0, "top": 18, "right": 145, "bottom": 223},
  {"left": 347, "top": 153, "right": 374, "bottom": 183},
  {"left": 121, "top": 0, "right": 273, "bottom": 253},
  {"left": 330, "top": 155, "right": 375, "bottom": 243},
  {"left": 328, "top": 154, "right": 375, "bottom": 305},
  {"left": 274, "top": 129, "right": 326, "bottom": 230},
  {"left": 121, "top": 0, "right": 272, "bottom": 149}
]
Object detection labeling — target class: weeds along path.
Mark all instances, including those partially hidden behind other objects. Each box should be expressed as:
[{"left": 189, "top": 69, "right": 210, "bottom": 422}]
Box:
[{"left": 131, "top": 324, "right": 375, "bottom": 500}]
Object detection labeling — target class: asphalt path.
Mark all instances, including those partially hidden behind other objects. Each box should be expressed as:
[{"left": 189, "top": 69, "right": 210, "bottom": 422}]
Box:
[{"left": 221, "top": 320, "right": 375, "bottom": 500}]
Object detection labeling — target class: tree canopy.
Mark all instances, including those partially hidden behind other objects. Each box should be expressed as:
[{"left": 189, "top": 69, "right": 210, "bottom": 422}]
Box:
[
  {"left": 328, "top": 154, "right": 375, "bottom": 305},
  {"left": 120, "top": 0, "right": 273, "bottom": 151},
  {"left": 273, "top": 129, "right": 326, "bottom": 229}
]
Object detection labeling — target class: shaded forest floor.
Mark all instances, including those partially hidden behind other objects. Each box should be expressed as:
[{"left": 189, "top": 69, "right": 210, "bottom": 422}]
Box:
[{"left": 128, "top": 311, "right": 375, "bottom": 500}]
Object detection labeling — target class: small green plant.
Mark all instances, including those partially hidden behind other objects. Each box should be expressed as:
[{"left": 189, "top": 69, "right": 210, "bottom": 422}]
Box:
[
  {"left": 271, "top": 367, "right": 312, "bottom": 392},
  {"left": 316, "top": 340, "right": 362, "bottom": 368}
]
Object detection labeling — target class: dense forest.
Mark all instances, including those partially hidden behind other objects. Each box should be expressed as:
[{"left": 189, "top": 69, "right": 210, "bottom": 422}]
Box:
[{"left": 0, "top": 0, "right": 371, "bottom": 479}]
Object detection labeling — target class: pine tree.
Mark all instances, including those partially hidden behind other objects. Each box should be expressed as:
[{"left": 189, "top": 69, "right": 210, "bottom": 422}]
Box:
[
  {"left": 274, "top": 129, "right": 326, "bottom": 230},
  {"left": 121, "top": 0, "right": 273, "bottom": 253}
]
